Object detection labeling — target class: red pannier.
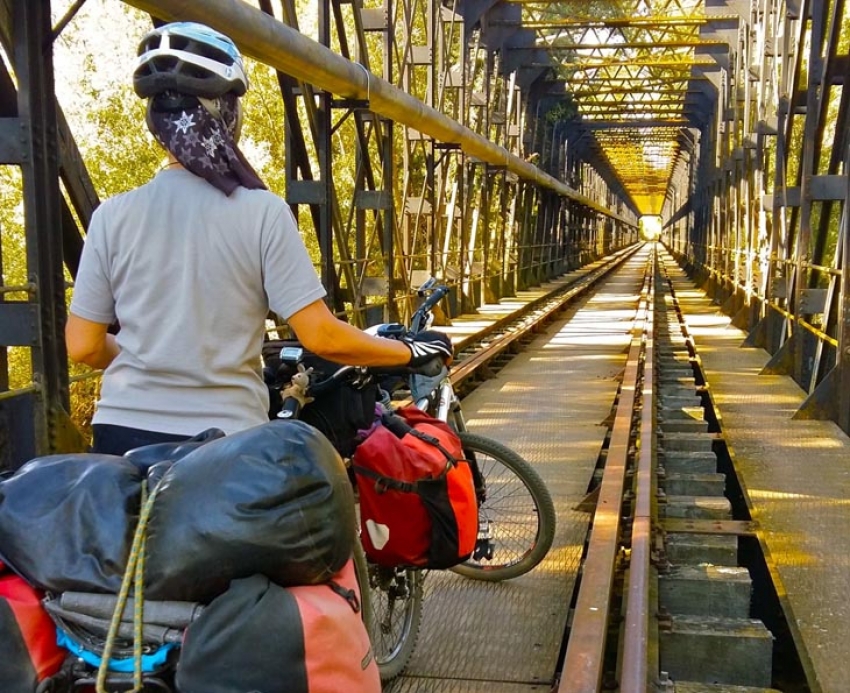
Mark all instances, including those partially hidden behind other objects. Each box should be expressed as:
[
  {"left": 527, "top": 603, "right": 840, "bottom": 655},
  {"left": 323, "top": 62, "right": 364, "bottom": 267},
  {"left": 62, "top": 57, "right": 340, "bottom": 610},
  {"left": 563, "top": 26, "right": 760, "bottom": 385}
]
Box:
[
  {"left": 0, "top": 573, "right": 66, "bottom": 692},
  {"left": 176, "top": 559, "right": 379, "bottom": 693},
  {"left": 351, "top": 405, "right": 478, "bottom": 568}
]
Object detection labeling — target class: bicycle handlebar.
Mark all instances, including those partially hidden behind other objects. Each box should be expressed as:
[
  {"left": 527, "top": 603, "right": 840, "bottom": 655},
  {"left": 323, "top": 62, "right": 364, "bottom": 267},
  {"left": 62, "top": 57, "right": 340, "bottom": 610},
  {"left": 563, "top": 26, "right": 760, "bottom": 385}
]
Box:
[
  {"left": 410, "top": 284, "right": 450, "bottom": 334},
  {"left": 303, "top": 360, "right": 435, "bottom": 395},
  {"left": 275, "top": 355, "right": 446, "bottom": 419},
  {"left": 274, "top": 280, "right": 450, "bottom": 417}
]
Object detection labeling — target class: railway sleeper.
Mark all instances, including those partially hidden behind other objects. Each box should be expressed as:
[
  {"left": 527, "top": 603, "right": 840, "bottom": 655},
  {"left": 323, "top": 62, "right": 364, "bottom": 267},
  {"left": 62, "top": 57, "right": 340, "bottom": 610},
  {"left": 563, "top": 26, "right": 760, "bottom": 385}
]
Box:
[
  {"left": 659, "top": 616, "right": 774, "bottom": 688},
  {"left": 664, "top": 532, "right": 739, "bottom": 567},
  {"left": 653, "top": 272, "right": 778, "bottom": 692},
  {"left": 663, "top": 473, "right": 726, "bottom": 496},
  {"left": 660, "top": 451, "right": 718, "bottom": 475}
]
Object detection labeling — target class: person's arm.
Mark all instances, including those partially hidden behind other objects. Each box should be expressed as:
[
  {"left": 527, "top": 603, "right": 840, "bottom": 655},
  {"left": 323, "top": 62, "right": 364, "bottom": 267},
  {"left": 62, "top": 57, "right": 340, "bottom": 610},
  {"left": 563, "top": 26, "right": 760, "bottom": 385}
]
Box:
[
  {"left": 287, "top": 300, "right": 412, "bottom": 366},
  {"left": 65, "top": 313, "right": 120, "bottom": 369},
  {"left": 287, "top": 298, "right": 453, "bottom": 368}
]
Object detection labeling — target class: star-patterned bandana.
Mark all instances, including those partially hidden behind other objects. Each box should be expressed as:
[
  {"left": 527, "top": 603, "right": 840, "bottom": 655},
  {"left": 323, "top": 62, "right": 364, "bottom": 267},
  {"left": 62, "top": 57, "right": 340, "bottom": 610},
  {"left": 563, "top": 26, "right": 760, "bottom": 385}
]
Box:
[{"left": 149, "top": 92, "right": 266, "bottom": 196}]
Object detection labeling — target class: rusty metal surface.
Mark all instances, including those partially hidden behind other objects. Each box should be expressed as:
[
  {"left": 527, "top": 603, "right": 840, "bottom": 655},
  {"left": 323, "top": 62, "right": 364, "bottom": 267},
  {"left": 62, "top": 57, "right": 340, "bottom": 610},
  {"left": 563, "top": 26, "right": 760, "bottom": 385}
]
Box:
[
  {"left": 621, "top": 254, "right": 656, "bottom": 693},
  {"left": 663, "top": 252, "right": 850, "bottom": 693}
]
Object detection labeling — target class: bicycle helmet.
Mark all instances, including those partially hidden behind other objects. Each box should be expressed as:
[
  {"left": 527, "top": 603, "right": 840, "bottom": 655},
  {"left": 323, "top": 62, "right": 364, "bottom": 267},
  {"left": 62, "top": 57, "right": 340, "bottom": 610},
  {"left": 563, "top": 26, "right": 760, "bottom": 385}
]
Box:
[{"left": 133, "top": 22, "right": 248, "bottom": 99}]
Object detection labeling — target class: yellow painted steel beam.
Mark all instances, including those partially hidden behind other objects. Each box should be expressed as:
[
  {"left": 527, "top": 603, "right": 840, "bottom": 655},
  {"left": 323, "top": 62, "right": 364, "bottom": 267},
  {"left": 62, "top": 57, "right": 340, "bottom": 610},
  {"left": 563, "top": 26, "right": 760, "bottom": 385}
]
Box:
[
  {"left": 499, "top": 16, "right": 712, "bottom": 27},
  {"left": 565, "top": 58, "right": 720, "bottom": 70},
  {"left": 509, "top": 1, "right": 729, "bottom": 214},
  {"left": 531, "top": 40, "right": 729, "bottom": 50}
]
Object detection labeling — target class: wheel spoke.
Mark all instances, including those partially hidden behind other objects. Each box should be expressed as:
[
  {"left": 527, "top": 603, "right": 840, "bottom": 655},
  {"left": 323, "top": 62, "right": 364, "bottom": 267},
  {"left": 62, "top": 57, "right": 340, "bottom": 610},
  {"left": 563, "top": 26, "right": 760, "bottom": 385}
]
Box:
[{"left": 453, "top": 431, "right": 556, "bottom": 581}]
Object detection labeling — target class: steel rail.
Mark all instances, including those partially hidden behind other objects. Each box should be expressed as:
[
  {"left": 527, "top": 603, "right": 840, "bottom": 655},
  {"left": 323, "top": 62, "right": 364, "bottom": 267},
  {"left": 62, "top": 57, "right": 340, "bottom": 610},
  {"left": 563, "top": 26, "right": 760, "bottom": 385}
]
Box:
[
  {"left": 558, "top": 258, "right": 652, "bottom": 693},
  {"left": 451, "top": 245, "right": 639, "bottom": 355},
  {"left": 620, "top": 249, "right": 656, "bottom": 692},
  {"left": 448, "top": 246, "right": 641, "bottom": 390},
  {"left": 121, "top": 0, "right": 633, "bottom": 226}
]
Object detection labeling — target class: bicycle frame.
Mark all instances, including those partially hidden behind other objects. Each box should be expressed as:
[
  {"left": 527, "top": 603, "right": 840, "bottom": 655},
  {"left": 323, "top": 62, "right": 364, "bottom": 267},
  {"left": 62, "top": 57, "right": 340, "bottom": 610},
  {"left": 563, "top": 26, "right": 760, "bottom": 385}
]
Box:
[{"left": 415, "top": 377, "right": 467, "bottom": 434}]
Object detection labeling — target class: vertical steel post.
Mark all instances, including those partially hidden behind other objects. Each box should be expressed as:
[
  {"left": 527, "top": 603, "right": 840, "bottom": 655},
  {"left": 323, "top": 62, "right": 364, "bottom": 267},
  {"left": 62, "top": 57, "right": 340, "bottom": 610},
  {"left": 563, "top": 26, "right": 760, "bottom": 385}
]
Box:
[
  {"left": 14, "top": 0, "right": 76, "bottom": 457},
  {"left": 793, "top": 0, "right": 825, "bottom": 385},
  {"left": 317, "top": 0, "right": 335, "bottom": 308}
]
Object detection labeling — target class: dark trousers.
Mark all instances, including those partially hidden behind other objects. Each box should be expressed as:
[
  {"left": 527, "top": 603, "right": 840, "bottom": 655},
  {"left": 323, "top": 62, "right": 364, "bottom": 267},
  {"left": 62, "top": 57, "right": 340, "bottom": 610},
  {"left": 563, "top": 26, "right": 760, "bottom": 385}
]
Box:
[{"left": 91, "top": 424, "right": 191, "bottom": 456}]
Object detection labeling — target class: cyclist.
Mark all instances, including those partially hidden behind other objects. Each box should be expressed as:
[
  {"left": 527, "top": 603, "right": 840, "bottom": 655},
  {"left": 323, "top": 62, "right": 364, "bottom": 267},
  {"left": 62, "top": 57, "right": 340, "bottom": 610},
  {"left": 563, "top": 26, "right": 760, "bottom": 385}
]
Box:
[{"left": 65, "top": 21, "right": 451, "bottom": 455}]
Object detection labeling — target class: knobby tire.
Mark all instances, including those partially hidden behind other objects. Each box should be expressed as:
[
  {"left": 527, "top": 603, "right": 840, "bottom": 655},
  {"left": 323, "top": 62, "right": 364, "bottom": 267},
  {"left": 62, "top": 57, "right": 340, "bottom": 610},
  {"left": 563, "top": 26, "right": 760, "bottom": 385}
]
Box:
[{"left": 354, "top": 539, "right": 424, "bottom": 682}]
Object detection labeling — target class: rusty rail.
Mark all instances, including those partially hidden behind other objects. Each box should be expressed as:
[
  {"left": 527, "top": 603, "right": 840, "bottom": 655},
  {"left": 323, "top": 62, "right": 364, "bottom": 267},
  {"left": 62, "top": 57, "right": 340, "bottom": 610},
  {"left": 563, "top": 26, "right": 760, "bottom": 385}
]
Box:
[
  {"left": 558, "top": 251, "right": 655, "bottom": 692},
  {"left": 450, "top": 246, "right": 642, "bottom": 390},
  {"left": 620, "top": 248, "right": 656, "bottom": 692}
]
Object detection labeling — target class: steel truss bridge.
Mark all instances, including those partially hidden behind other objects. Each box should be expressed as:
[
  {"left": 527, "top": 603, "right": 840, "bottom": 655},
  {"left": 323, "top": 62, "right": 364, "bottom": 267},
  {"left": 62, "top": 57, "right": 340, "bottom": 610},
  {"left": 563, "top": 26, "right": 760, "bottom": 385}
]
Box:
[{"left": 0, "top": 0, "right": 848, "bottom": 467}]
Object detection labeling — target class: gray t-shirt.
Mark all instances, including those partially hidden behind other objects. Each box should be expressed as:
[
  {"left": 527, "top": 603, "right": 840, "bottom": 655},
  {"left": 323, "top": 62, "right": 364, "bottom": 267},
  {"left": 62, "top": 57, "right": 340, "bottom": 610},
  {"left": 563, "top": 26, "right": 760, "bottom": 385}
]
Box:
[{"left": 70, "top": 167, "right": 326, "bottom": 435}]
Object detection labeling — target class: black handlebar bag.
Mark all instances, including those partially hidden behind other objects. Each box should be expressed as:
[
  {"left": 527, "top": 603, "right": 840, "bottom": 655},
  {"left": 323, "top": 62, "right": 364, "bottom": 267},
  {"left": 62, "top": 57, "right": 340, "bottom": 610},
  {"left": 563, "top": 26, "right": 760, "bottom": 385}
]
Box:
[{"left": 262, "top": 339, "right": 378, "bottom": 458}]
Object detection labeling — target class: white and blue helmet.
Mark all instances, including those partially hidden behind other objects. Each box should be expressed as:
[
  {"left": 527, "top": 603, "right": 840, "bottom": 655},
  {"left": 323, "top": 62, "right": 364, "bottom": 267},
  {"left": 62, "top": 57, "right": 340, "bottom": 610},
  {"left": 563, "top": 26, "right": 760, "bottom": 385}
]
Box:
[{"left": 133, "top": 22, "right": 248, "bottom": 99}]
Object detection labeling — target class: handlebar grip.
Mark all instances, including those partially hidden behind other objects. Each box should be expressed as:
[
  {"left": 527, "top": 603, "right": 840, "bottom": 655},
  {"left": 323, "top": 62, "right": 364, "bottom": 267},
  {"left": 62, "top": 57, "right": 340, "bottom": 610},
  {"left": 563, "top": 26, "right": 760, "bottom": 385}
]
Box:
[
  {"left": 277, "top": 397, "right": 302, "bottom": 420},
  {"left": 417, "top": 277, "right": 437, "bottom": 295},
  {"left": 412, "top": 285, "right": 450, "bottom": 330}
]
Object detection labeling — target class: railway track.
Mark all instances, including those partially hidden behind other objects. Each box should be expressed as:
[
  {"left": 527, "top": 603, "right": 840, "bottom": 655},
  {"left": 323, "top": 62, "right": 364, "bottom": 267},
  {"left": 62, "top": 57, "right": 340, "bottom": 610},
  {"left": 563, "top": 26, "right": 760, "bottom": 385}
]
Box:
[
  {"left": 445, "top": 244, "right": 810, "bottom": 692},
  {"left": 553, "top": 246, "right": 809, "bottom": 692},
  {"left": 447, "top": 245, "right": 641, "bottom": 397}
]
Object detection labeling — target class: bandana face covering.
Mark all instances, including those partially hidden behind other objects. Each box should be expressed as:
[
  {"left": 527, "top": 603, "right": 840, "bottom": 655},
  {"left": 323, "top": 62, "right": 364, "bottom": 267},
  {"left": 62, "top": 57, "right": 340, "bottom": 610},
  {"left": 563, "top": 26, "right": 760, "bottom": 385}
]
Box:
[{"left": 149, "top": 91, "right": 266, "bottom": 196}]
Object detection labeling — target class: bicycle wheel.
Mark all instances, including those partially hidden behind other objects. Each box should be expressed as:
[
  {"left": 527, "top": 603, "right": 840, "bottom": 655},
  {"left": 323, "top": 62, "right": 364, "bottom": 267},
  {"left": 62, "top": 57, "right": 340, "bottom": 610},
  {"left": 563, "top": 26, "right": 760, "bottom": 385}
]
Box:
[
  {"left": 452, "top": 431, "right": 556, "bottom": 582},
  {"left": 363, "top": 562, "right": 424, "bottom": 682},
  {"left": 352, "top": 539, "right": 373, "bottom": 627}
]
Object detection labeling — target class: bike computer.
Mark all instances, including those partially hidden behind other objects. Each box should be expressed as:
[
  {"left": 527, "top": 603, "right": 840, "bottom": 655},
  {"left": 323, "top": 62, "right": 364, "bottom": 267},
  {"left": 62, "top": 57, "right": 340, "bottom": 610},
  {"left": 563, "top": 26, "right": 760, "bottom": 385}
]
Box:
[
  {"left": 377, "top": 323, "right": 406, "bottom": 338},
  {"left": 279, "top": 346, "right": 304, "bottom": 363}
]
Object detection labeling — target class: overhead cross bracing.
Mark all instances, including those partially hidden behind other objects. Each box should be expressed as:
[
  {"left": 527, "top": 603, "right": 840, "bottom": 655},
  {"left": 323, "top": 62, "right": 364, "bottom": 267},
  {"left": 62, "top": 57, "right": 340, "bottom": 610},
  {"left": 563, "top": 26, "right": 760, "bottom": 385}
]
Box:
[{"left": 488, "top": 0, "right": 730, "bottom": 215}]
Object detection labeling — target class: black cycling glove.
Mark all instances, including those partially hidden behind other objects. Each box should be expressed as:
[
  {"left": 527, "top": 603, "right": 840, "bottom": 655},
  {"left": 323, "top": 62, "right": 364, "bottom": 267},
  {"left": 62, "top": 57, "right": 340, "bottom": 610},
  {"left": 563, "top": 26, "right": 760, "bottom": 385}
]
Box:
[{"left": 402, "top": 330, "right": 453, "bottom": 367}]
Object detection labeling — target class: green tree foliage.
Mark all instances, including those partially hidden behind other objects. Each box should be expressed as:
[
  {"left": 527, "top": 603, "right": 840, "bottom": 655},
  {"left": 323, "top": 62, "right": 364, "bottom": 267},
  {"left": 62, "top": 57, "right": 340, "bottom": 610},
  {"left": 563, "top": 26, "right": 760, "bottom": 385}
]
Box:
[
  {"left": 0, "top": 167, "right": 30, "bottom": 392},
  {"left": 0, "top": 167, "right": 25, "bottom": 287}
]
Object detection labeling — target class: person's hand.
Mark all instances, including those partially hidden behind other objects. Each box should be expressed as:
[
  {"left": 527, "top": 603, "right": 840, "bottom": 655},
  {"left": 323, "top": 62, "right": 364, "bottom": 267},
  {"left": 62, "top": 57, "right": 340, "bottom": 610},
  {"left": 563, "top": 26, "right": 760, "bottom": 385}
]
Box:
[
  {"left": 402, "top": 330, "right": 453, "bottom": 367},
  {"left": 412, "top": 356, "right": 448, "bottom": 377}
]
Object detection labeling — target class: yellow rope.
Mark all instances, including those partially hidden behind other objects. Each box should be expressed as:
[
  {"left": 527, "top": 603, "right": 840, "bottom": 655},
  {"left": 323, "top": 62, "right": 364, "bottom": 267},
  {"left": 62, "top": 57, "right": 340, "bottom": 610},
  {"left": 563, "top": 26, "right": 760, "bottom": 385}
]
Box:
[
  {"left": 134, "top": 525, "right": 145, "bottom": 686},
  {"left": 96, "top": 480, "right": 158, "bottom": 693}
]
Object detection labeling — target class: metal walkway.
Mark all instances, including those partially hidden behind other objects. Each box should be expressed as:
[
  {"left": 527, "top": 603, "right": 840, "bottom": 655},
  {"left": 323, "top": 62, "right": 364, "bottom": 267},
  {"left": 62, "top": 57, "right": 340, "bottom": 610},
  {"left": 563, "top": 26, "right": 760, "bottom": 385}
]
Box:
[
  {"left": 384, "top": 246, "right": 653, "bottom": 691},
  {"left": 660, "top": 250, "right": 850, "bottom": 693}
]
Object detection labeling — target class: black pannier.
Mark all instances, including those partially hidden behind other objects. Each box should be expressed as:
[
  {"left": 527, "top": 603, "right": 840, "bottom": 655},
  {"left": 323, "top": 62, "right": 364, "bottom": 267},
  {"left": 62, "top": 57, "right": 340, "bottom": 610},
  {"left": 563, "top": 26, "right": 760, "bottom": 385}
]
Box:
[
  {"left": 143, "top": 419, "right": 357, "bottom": 602},
  {"left": 0, "top": 454, "right": 143, "bottom": 594},
  {"left": 0, "top": 421, "right": 357, "bottom": 604}
]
